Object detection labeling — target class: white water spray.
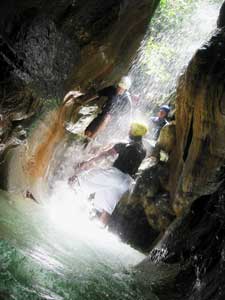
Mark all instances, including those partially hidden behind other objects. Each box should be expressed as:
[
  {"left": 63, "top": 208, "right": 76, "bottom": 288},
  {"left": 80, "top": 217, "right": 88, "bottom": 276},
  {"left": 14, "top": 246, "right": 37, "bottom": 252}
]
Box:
[
  {"left": 1, "top": 1, "right": 224, "bottom": 299},
  {"left": 129, "top": 0, "right": 223, "bottom": 112}
]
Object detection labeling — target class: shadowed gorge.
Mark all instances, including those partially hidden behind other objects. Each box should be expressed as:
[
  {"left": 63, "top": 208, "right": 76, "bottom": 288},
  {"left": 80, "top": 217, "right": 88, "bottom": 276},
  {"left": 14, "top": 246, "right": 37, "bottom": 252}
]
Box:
[{"left": 1, "top": 1, "right": 225, "bottom": 300}]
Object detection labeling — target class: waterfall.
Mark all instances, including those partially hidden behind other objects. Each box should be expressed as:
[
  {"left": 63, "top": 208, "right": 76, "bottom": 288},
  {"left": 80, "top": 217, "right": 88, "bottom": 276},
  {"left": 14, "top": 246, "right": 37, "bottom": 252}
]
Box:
[
  {"left": 129, "top": 0, "right": 222, "bottom": 113},
  {"left": 0, "top": 1, "right": 223, "bottom": 300}
]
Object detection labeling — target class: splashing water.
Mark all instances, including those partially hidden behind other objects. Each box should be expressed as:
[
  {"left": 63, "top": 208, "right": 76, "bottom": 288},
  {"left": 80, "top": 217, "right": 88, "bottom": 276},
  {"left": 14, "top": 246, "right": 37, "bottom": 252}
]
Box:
[
  {"left": 0, "top": 189, "right": 152, "bottom": 300},
  {"left": 1, "top": 1, "right": 224, "bottom": 300}
]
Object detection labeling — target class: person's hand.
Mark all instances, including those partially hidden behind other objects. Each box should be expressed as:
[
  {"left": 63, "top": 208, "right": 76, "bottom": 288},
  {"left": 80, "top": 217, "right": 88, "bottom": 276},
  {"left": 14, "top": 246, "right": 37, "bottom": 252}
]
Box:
[
  {"left": 77, "top": 162, "right": 87, "bottom": 171},
  {"left": 84, "top": 129, "right": 95, "bottom": 138},
  {"left": 149, "top": 155, "right": 158, "bottom": 165},
  {"left": 63, "top": 90, "right": 84, "bottom": 104},
  {"left": 68, "top": 174, "right": 78, "bottom": 184},
  {"left": 73, "top": 161, "right": 90, "bottom": 173}
]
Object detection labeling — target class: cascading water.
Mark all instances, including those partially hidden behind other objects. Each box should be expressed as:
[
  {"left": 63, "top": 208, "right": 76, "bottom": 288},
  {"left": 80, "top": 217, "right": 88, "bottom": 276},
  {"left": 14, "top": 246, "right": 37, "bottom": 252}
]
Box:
[
  {"left": 0, "top": 1, "right": 223, "bottom": 300},
  {"left": 130, "top": 0, "right": 223, "bottom": 113}
]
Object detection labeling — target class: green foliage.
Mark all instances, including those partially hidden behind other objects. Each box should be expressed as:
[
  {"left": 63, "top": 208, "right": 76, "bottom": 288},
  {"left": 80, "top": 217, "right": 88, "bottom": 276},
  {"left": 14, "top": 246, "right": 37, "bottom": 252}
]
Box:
[
  {"left": 152, "top": 0, "right": 195, "bottom": 32},
  {"left": 139, "top": 0, "right": 199, "bottom": 95}
]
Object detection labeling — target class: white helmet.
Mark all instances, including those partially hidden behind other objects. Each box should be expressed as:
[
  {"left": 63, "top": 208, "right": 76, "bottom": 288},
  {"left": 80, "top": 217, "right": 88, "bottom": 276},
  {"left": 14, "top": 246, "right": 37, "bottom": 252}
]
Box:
[{"left": 118, "top": 76, "right": 132, "bottom": 90}]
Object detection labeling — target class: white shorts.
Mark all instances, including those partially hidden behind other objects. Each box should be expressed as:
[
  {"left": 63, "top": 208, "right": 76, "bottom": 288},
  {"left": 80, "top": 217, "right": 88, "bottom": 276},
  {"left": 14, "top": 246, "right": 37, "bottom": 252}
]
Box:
[{"left": 75, "top": 167, "right": 134, "bottom": 215}]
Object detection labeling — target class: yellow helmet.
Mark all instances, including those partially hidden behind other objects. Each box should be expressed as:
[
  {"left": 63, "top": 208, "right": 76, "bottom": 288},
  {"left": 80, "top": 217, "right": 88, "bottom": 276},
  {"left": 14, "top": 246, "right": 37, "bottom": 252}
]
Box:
[{"left": 130, "top": 122, "right": 148, "bottom": 137}]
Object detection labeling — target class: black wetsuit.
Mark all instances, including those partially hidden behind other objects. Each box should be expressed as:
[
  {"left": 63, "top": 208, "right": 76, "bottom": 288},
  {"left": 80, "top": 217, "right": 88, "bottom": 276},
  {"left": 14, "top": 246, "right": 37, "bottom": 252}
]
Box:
[
  {"left": 113, "top": 138, "right": 146, "bottom": 177},
  {"left": 86, "top": 86, "right": 132, "bottom": 133}
]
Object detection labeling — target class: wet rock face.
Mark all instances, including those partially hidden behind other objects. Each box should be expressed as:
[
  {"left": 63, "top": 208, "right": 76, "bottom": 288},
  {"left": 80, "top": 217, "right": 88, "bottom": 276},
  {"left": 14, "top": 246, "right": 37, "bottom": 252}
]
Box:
[
  {"left": 0, "top": 0, "right": 159, "bottom": 156},
  {"left": 133, "top": 163, "right": 174, "bottom": 231},
  {"left": 109, "top": 198, "right": 159, "bottom": 252},
  {"left": 169, "top": 26, "right": 225, "bottom": 215},
  {"left": 146, "top": 185, "right": 225, "bottom": 300},
  {"left": 151, "top": 122, "right": 176, "bottom": 161},
  {"left": 157, "top": 122, "right": 176, "bottom": 155},
  {"left": 0, "top": 0, "right": 159, "bottom": 99},
  {"left": 217, "top": 1, "right": 225, "bottom": 28},
  {"left": 13, "top": 16, "right": 79, "bottom": 98},
  {"left": 109, "top": 163, "right": 175, "bottom": 251}
]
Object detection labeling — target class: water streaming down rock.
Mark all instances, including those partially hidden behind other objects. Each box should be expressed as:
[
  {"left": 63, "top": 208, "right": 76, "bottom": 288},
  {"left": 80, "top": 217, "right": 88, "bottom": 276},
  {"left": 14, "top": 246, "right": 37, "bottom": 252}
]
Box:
[{"left": 1, "top": 1, "right": 225, "bottom": 300}]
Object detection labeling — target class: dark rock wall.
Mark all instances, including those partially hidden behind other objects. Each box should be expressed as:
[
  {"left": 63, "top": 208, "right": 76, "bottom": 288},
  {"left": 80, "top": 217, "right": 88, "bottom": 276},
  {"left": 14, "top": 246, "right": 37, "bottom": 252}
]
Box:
[
  {"left": 217, "top": 1, "right": 225, "bottom": 27},
  {"left": 0, "top": 0, "right": 159, "bottom": 102},
  {"left": 144, "top": 184, "right": 225, "bottom": 300}
]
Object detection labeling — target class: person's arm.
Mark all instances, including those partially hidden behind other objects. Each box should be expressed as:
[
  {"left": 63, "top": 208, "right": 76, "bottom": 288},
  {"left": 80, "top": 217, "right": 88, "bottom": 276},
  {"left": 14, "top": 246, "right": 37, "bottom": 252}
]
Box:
[
  {"left": 150, "top": 116, "right": 158, "bottom": 124},
  {"left": 68, "top": 145, "right": 117, "bottom": 184},
  {"left": 127, "top": 94, "right": 133, "bottom": 122},
  {"left": 63, "top": 90, "right": 83, "bottom": 104},
  {"left": 85, "top": 86, "right": 116, "bottom": 138},
  {"left": 79, "top": 93, "right": 99, "bottom": 104},
  {"left": 68, "top": 143, "right": 124, "bottom": 183},
  {"left": 63, "top": 90, "right": 99, "bottom": 105},
  {"left": 99, "top": 210, "right": 110, "bottom": 225},
  {"left": 80, "top": 145, "right": 117, "bottom": 169},
  {"left": 122, "top": 92, "right": 133, "bottom": 117},
  {"left": 63, "top": 86, "right": 113, "bottom": 106}
]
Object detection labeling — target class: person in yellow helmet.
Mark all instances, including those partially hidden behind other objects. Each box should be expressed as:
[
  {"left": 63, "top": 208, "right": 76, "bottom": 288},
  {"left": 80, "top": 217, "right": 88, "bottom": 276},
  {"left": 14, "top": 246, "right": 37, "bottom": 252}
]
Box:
[{"left": 69, "top": 122, "right": 147, "bottom": 225}]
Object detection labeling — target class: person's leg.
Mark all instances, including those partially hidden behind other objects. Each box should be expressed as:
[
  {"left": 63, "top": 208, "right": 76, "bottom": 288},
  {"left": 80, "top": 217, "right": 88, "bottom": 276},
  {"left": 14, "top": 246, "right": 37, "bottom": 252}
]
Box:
[
  {"left": 25, "top": 190, "right": 39, "bottom": 203},
  {"left": 99, "top": 210, "right": 110, "bottom": 225}
]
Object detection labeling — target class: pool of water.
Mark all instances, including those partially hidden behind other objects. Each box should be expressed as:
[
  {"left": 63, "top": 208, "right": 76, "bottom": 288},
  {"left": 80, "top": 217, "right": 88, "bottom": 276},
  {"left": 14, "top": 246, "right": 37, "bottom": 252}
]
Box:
[{"left": 0, "top": 189, "right": 161, "bottom": 300}]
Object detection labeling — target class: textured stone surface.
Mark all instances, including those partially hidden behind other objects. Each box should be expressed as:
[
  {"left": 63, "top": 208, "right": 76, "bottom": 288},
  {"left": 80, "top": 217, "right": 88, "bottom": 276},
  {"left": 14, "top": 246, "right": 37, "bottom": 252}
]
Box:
[
  {"left": 157, "top": 122, "right": 176, "bottom": 154},
  {"left": 0, "top": 0, "right": 159, "bottom": 100},
  {"left": 169, "top": 26, "right": 225, "bottom": 216},
  {"left": 132, "top": 162, "right": 174, "bottom": 231},
  {"left": 143, "top": 184, "right": 225, "bottom": 300},
  {"left": 109, "top": 162, "right": 175, "bottom": 249},
  {"left": 151, "top": 122, "right": 176, "bottom": 161},
  {"left": 0, "top": 0, "right": 159, "bottom": 165},
  {"left": 109, "top": 195, "right": 160, "bottom": 252}
]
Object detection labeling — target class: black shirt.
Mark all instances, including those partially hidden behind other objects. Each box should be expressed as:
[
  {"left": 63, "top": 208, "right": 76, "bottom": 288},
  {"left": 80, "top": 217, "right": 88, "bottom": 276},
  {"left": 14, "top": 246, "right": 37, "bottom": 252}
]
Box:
[
  {"left": 98, "top": 86, "right": 132, "bottom": 118},
  {"left": 113, "top": 139, "right": 146, "bottom": 177},
  {"left": 85, "top": 86, "right": 132, "bottom": 134}
]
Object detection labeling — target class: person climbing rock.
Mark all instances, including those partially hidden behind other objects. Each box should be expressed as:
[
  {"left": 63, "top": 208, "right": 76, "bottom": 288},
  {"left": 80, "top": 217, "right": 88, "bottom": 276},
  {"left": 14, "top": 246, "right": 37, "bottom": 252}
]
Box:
[
  {"left": 150, "top": 105, "right": 170, "bottom": 140},
  {"left": 68, "top": 122, "right": 147, "bottom": 225},
  {"left": 63, "top": 76, "right": 132, "bottom": 141},
  {"left": 84, "top": 76, "right": 132, "bottom": 140}
]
